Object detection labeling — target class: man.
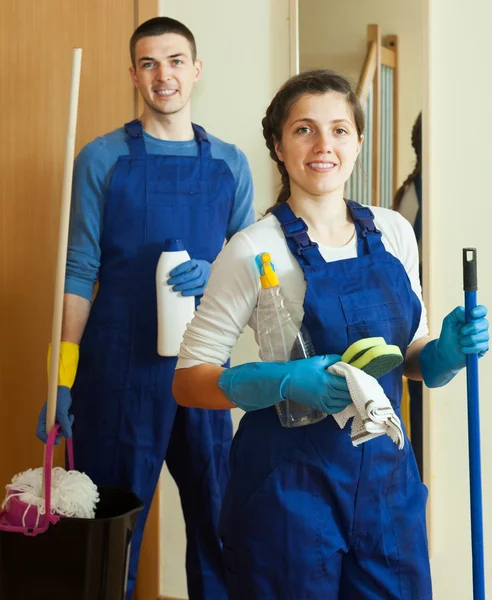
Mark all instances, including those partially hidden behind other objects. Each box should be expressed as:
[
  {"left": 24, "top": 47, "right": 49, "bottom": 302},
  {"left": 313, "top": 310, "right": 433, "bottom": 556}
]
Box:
[{"left": 36, "top": 16, "right": 254, "bottom": 600}]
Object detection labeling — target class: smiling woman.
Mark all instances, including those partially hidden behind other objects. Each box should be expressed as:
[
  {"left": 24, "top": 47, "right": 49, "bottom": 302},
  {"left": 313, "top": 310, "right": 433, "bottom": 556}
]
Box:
[
  {"left": 270, "top": 94, "right": 362, "bottom": 248},
  {"left": 172, "top": 69, "right": 434, "bottom": 599},
  {"left": 274, "top": 95, "right": 362, "bottom": 204},
  {"left": 172, "top": 68, "right": 489, "bottom": 600},
  {"left": 263, "top": 71, "right": 364, "bottom": 247}
]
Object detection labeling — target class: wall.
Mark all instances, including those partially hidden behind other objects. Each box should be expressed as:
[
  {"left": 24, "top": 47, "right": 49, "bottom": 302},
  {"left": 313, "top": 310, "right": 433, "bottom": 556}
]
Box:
[
  {"left": 299, "top": 0, "right": 423, "bottom": 188},
  {"left": 0, "top": 0, "right": 138, "bottom": 509},
  {"left": 424, "top": 0, "right": 492, "bottom": 597},
  {"left": 157, "top": 1, "right": 292, "bottom": 596}
]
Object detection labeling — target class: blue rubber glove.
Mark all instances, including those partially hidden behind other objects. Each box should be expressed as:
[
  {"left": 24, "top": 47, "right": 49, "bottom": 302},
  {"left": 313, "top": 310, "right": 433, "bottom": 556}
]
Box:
[
  {"left": 420, "top": 305, "right": 489, "bottom": 388},
  {"left": 36, "top": 386, "right": 74, "bottom": 445},
  {"left": 218, "top": 355, "right": 352, "bottom": 414},
  {"left": 167, "top": 259, "right": 211, "bottom": 297}
]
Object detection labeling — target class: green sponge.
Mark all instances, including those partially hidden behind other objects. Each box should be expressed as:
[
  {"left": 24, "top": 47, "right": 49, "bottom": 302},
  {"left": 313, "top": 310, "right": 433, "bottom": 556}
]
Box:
[
  {"left": 342, "top": 338, "right": 403, "bottom": 379},
  {"left": 341, "top": 337, "right": 386, "bottom": 364}
]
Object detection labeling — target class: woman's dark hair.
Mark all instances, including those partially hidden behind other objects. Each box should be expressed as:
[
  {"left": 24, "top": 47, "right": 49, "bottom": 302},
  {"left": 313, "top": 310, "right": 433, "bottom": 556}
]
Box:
[
  {"left": 130, "top": 17, "right": 197, "bottom": 68},
  {"left": 262, "top": 69, "right": 365, "bottom": 209},
  {"left": 393, "top": 112, "right": 422, "bottom": 211}
]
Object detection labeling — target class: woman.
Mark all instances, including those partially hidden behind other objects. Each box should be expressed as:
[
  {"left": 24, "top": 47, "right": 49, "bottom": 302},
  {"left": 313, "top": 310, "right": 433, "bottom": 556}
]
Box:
[{"left": 173, "top": 71, "right": 488, "bottom": 599}]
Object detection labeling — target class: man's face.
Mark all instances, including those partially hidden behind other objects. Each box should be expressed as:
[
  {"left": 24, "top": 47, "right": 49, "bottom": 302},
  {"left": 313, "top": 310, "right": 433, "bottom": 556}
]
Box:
[{"left": 130, "top": 33, "right": 202, "bottom": 117}]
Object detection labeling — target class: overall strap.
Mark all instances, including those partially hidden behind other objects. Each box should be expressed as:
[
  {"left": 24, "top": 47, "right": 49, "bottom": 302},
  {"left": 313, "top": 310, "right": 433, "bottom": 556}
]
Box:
[
  {"left": 124, "top": 120, "right": 212, "bottom": 159},
  {"left": 192, "top": 123, "right": 212, "bottom": 158},
  {"left": 124, "top": 119, "right": 147, "bottom": 157},
  {"left": 272, "top": 202, "right": 325, "bottom": 267},
  {"left": 346, "top": 200, "right": 383, "bottom": 255}
]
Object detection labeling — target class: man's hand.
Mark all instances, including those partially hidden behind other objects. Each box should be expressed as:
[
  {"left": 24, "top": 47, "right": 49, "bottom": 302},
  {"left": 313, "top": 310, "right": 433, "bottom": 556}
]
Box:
[{"left": 168, "top": 259, "right": 211, "bottom": 296}]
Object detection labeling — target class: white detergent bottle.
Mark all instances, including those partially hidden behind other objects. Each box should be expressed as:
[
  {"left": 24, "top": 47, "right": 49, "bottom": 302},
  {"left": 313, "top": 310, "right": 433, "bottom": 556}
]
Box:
[{"left": 156, "top": 239, "right": 196, "bottom": 357}]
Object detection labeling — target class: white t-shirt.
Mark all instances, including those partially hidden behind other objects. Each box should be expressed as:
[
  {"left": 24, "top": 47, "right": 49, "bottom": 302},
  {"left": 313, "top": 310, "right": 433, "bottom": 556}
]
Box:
[{"left": 177, "top": 205, "right": 428, "bottom": 369}]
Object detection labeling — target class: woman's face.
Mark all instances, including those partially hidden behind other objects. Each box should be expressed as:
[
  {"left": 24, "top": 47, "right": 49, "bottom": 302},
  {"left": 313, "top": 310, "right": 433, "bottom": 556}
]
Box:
[{"left": 275, "top": 91, "right": 362, "bottom": 200}]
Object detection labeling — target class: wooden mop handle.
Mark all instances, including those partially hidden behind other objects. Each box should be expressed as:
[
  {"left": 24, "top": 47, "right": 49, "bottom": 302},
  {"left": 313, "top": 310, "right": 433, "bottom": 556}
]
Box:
[{"left": 45, "top": 48, "right": 83, "bottom": 436}]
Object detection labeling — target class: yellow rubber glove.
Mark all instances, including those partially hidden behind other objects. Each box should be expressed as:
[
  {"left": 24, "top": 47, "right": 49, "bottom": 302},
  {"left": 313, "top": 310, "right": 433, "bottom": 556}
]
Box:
[{"left": 47, "top": 341, "right": 80, "bottom": 389}]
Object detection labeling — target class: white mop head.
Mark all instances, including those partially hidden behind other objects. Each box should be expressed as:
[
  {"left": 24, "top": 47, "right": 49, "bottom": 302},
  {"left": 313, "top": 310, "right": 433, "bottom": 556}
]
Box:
[{"left": 1, "top": 467, "right": 99, "bottom": 519}]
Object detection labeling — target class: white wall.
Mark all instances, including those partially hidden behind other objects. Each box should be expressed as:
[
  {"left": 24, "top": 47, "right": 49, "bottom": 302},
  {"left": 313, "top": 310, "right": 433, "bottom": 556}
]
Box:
[
  {"left": 299, "top": 0, "right": 423, "bottom": 188},
  {"left": 424, "top": 0, "right": 492, "bottom": 597},
  {"left": 157, "top": 1, "right": 292, "bottom": 596}
]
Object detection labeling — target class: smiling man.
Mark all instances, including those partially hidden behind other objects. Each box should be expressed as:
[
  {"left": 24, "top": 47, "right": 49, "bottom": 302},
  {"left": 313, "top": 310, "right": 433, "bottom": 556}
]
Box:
[{"left": 35, "top": 16, "right": 254, "bottom": 600}]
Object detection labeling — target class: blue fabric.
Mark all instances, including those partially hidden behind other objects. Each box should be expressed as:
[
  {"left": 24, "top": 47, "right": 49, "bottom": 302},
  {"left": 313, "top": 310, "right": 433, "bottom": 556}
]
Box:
[
  {"left": 65, "top": 124, "right": 255, "bottom": 300},
  {"left": 70, "top": 120, "right": 235, "bottom": 600},
  {"left": 218, "top": 355, "right": 351, "bottom": 413},
  {"left": 218, "top": 201, "right": 432, "bottom": 600}
]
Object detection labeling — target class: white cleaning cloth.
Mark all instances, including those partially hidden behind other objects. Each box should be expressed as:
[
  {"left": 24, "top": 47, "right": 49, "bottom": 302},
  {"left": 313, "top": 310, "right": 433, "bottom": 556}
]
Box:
[
  {"left": 1, "top": 467, "right": 99, "bottom": 519},
  {"left": 328, "top": 362, "right": 405, "bottom": 449}
]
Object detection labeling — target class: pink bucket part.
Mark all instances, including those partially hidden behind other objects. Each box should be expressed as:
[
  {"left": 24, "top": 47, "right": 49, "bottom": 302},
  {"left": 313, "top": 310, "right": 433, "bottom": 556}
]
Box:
[
  {"left": 0, "top": 424, "right": 75, "bottom": 536},
  {"left": 0, "top": 495, "right": 59, "bottom": 533}
]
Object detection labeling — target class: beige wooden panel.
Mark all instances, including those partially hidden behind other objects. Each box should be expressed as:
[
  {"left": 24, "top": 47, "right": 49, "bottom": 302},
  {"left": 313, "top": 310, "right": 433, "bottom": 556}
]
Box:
[
  {"left": 0, "top": 0, "right": 136, "bottom": 492},
  {"left": 0, "top": 3, "right": 163, "bottom": 598}
]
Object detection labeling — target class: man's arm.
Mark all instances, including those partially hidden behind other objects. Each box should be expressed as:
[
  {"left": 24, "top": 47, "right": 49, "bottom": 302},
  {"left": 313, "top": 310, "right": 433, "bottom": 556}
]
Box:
[
  {"left": 62, "top": 293, "right": 92, "bottom": 344},
  {"left": 61, "top": 138, "right": 113, "bottom": 343},
  {"left": 65, "top": 138, "right": 109, "bottom": 301},
  {"left": 226, "top": 148, "right": 255, "bottom": 240}
]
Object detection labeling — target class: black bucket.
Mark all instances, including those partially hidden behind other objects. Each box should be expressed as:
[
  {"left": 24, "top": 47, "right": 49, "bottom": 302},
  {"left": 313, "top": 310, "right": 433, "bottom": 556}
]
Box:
[{"left": 0, "top": 485, "right": 143, "bottom": 600}]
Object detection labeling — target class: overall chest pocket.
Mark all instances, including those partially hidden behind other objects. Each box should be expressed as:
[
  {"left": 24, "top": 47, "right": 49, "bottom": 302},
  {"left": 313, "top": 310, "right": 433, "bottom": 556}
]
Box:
[{"left": 339, "top": 288, "right": 406, "bottom": 346}]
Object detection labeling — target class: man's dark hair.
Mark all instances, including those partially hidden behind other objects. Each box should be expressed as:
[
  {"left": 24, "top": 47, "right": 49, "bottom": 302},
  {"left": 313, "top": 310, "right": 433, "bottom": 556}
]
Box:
[{"left": 130, "top": 17, "right": 197, "bottom": 67}]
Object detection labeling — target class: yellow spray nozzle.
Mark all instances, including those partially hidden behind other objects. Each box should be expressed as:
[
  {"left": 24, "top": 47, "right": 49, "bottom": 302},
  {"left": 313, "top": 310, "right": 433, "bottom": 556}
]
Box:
[{"left": 256, "top": 252, "right": 279, "bottom": 288}]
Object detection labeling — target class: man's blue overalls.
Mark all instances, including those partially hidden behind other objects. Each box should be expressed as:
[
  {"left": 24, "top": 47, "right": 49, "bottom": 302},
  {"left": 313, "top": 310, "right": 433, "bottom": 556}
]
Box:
[{"left": 71, "top": 120, "right": 235, "bottom": 599}]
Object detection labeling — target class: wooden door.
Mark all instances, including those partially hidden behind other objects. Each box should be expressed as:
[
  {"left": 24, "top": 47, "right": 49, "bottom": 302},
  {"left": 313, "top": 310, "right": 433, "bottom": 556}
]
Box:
[{"left": 0, "top": 1, "right": 160, "bottom": 598}]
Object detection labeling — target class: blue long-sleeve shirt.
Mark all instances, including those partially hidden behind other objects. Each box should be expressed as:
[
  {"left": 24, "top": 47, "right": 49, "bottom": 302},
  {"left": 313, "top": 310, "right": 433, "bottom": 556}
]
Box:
[{"left": 65, "top": 126, "right": 255, "bottom": 300}]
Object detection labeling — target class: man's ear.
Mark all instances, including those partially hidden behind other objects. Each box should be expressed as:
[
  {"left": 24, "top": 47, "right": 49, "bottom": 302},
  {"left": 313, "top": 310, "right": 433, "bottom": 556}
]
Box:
[
  {"left": 194, "top": 58, "right": 203, "bottom": 83},
  {"left": 129, "top": 66, "right": 138, "bottom": 89}
]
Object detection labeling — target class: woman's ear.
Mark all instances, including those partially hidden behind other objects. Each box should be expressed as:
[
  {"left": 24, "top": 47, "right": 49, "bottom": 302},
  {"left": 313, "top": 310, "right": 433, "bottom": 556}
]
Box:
[
  {"left": 274, "top": 137, "right": 284, "bottom": 163},
  {"left": 357, "top": 134, "right": 364, "bottom": 155}
]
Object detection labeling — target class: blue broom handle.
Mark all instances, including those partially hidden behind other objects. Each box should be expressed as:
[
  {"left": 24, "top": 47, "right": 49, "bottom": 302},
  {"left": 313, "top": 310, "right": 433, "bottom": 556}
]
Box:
[{"left": 463, "top": 248, "right": 485, "bottom": 600}]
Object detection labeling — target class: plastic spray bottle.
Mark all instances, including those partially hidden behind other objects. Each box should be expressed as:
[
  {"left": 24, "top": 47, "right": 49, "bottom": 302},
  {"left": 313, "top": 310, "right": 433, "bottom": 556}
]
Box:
[{"left": 255, "top": 252, "right": 327, "bottom": 428}]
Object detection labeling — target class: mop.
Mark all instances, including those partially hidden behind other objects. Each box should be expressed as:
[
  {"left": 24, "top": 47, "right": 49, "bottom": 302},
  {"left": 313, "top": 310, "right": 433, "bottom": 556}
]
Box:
[
  {"left": 0, "top": 48, "right": 99, "bottom": 536},
  {"left": 463, "top": 248, "right": 486, "bottom": 600}
]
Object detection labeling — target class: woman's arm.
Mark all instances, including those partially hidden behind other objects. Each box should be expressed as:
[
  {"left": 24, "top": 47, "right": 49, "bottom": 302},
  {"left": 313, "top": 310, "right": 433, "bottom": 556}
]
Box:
[
  {"left": 173, "top": 364, "right": 235, "bottom": 409},
  {"left": 172, "top": 230, "right": 260, "bottom": 407},
  {"left": 174, "top": 357, "right": 353, "bottom": 415},
  {"left": 404, "top": 306, "right": 489, "bottom": 386},
  {"left": 404, "top": 335, "right": 430, "bottom": 380}
]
